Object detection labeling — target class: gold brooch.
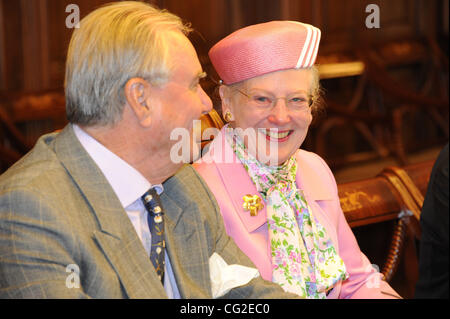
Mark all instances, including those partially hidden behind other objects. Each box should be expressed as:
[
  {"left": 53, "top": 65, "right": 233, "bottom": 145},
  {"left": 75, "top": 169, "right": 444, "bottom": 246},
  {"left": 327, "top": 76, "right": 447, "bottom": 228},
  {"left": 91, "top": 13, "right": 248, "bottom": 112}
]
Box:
[{"left": 242, "top": 194, "right": 264, "bottom": 216}]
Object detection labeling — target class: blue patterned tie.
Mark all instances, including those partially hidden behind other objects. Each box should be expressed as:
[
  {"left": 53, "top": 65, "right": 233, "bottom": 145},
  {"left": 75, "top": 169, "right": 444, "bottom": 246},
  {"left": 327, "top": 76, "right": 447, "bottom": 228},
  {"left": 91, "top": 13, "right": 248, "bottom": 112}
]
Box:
[{"left": 142, "top": 188, "right": 165, "bottom": 284}]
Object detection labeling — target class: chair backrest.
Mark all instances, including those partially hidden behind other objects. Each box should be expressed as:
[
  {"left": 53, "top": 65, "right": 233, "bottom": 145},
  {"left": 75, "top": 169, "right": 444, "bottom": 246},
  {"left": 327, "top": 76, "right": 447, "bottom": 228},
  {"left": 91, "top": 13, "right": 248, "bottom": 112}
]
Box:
[
  {"left": 199, "top": 109, "right": 224, "bottom": 150},
  {"left": 337, "top": 159, "right": 435, "bottom": 298},
  {"left": 0, "top": 90, "right": 66, "bottom": 128},
  {"left": 384, "top": 160, "right": 434, "bottom": 205},
  {"left": 338, "top": 176, "right": 404, "bottom": 228},
  {"left": 0, "top": 102, "right": 31, "bottom": 171},
  {"left": 0, "top": 89, "right": 66, "bottom": 171},
  {"left": 359, "top": 37, "right": 449, "bottom": 107}
]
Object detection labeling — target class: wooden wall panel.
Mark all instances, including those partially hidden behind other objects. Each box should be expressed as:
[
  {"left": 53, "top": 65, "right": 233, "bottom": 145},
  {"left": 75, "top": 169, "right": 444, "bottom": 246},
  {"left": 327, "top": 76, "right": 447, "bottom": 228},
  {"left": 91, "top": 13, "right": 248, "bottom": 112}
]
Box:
[
  {"left": 0, "top": 0, "right": 5, "bottom": 91},
  {"left": 44, "top": 0, "right": 114, "bottom": 89},
  {"left": 0, "top": 0, "right": 113, "bottom": 92},
  {"left": 0, "top": 0, "right": 24, "bottom": 92},
  {"left": 358, "top": 0, "right": 417, "bottom": 43},
  {"left": 45, "top": 0, "right": 76, "bottom": 90},
  {"left": 319, "top": 0, "right": 359, "bottom": 52},
  {"left": 0, "top": 0, "right": 445, "bottom": 94},
  {"left": 161, "top": 0, "right": 229, "bottom": 44},
  {"left": 20, "top": 0, "right": 47, "bottom": 91},
  {"left": 279, "top": 0, "right": 315, "bottom": 24}
]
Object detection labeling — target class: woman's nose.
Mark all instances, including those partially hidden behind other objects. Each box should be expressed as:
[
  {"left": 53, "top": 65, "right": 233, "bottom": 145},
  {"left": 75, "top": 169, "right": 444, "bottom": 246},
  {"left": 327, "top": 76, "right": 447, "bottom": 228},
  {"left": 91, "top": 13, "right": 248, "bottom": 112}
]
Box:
[{"left": 267, "top": 98, "right": 290, "bottom": 125}]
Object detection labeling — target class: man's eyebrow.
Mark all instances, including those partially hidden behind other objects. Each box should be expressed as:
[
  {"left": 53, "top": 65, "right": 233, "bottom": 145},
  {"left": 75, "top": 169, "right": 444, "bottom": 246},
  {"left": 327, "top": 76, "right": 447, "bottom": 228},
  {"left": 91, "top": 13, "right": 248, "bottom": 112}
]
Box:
[
  {"left": 197, "top": 71, "right": 207, "bottom": 79},
  {"left": 190, "top": 71, "right": 207, "bottom": 86}
]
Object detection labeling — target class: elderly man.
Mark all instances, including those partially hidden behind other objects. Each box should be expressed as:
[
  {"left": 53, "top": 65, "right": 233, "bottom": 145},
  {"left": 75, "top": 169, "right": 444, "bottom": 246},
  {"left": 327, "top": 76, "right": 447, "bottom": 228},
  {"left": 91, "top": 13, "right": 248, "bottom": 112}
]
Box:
[{"left": 0, "top": 1, "right": 296, "bottom": 299}]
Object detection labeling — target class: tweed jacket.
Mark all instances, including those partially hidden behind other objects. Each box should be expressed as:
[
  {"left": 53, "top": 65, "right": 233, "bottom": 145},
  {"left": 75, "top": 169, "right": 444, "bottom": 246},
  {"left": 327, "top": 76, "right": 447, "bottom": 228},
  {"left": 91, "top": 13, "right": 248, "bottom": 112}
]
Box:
[
  {"left": 0, "top": 125, "right": 296, "bottom": 299},
  {"left": 193, "top": 128, "right": 401, "bottom": 299}
]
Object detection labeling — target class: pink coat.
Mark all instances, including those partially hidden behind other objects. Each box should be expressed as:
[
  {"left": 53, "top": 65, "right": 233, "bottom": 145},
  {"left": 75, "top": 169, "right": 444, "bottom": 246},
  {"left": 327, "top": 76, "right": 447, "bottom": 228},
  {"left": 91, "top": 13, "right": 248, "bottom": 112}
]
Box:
[{"left": 193, "top": 129, "right": 401, "bottom": 299}]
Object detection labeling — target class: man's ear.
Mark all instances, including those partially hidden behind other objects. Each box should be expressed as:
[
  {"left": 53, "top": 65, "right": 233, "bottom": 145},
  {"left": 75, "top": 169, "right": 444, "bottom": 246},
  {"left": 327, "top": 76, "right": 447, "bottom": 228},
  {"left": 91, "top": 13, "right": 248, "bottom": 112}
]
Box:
[{"left": 124, "top": 77, "right": 152, "bottom": 127}]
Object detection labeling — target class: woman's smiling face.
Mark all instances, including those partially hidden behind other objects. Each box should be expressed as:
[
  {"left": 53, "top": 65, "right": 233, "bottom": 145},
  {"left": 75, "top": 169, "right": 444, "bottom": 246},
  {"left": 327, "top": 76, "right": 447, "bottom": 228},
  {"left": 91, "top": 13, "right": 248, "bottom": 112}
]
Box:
[{"left": 221, "top": 68, "right": 314, "bottom": 165}]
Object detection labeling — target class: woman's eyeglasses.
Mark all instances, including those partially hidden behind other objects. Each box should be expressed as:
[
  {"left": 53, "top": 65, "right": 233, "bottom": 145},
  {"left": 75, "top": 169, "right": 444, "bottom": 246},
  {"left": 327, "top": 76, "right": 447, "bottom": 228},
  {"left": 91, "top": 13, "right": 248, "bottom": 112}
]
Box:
[{"left": 235, "top": 89, "right": 313, "bottom": 112}]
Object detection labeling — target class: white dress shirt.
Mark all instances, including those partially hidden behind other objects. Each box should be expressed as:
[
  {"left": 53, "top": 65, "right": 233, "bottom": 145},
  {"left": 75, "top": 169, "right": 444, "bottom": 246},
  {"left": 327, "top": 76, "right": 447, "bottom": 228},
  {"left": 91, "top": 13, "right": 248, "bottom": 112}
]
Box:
[{"left": 73, "top": 124, "right": 180, "bottom": 298}]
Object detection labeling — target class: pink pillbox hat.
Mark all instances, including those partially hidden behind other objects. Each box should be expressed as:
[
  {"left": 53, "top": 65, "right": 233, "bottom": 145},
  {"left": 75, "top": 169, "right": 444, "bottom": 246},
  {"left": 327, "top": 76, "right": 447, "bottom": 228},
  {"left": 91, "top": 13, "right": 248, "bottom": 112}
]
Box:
[{"left": 209, "top": 21, "right": 321, "bottom": 85}]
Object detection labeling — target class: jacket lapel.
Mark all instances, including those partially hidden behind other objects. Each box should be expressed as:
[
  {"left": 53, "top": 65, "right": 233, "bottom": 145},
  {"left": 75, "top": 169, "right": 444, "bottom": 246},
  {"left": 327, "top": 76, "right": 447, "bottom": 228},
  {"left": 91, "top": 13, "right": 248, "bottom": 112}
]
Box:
[
  {"left": 295, "top": 151, "right": 340, "bottom": 249},
  {"left": 209, "top": 130, "right": 267, "bottom": 233},
  {"left": 295, "top": 152, "right": 334, "bottom": 202},
  {"left": 53, "top": 125, "right": 166, "bottom": 298},
  {"left": 161, "top": 168, "right": 211, "bottom": 298}
]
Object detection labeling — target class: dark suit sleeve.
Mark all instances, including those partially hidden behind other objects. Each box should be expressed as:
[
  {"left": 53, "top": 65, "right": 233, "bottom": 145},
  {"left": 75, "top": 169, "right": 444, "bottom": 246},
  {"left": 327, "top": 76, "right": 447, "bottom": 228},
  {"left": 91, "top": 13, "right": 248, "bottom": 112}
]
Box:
[
  {"left": 415, "top": 144, "right": 449, "bottom": 298},
  {"left": 0, "top": 189, "right": 90, "bottom": 298}
]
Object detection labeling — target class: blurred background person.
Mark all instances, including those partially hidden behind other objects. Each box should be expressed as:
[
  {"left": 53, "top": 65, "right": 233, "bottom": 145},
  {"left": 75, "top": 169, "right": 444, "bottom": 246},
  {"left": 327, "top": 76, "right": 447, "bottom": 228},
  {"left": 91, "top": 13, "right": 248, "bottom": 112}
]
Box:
[{"left": 415, "top": 143, "right": 449, "bottom": 299}]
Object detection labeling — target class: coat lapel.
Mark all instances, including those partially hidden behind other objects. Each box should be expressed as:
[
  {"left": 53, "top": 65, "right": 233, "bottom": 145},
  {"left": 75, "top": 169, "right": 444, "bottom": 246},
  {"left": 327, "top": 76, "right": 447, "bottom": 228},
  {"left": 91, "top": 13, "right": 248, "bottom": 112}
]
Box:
[
  {"left": 161, "top": 168, "right": 212, "bottom": 298},
  {"left": 295, "top": 152, "right": 334, "bottom": 202},
  {"left": 294, "top": 151, "right": 340, "bottom": 250},
  {"left": 209, "top": 131, "right": 267, "bottom": 233},
  {"left": 53, "top": 125, "right": 166, "bottom": 298}
]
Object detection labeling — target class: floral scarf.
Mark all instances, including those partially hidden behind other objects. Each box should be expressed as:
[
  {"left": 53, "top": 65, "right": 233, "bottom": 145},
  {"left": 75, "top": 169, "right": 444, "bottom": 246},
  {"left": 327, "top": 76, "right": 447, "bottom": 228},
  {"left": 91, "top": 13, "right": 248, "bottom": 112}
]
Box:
[{"left": 225, "top": 127, "right": 348, "bottom": 298}]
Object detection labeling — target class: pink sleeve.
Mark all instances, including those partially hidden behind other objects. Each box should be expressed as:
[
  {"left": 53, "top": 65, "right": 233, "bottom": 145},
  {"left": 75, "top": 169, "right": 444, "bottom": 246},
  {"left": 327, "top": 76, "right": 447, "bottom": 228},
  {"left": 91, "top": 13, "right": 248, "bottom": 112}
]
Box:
[
  {"left": 335, "top": 205, "right": 401, "bottom": 298},
  {"left": 317, "top": 155, "right": 401, "bottom": 299}
]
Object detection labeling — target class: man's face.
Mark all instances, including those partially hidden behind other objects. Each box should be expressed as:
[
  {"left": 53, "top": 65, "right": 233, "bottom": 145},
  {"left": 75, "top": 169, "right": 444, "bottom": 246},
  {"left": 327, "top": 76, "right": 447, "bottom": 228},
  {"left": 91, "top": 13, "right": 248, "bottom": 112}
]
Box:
[{"left": 148, "top": 31, "right": 213, "bottom": 163}]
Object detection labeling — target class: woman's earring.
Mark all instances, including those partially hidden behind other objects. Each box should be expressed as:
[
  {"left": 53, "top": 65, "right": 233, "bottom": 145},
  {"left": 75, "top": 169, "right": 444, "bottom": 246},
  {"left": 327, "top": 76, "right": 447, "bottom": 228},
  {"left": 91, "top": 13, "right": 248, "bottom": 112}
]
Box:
[{"left": 224, "top": 111, "right": 233, "bottom": 122}]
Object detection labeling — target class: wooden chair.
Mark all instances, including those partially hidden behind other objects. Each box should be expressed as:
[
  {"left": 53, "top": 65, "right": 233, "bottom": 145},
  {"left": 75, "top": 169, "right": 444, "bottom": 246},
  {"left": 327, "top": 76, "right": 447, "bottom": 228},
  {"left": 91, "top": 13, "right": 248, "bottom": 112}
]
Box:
[
  {"left": 0, "top": 104, "right": 32, "bottom": 171},
  {"left": 382, "top": 160, "right": 435, "bottom": 212},
  {"left": 377, "top": 160, "right": 434, "bottom": 296},
  {"left": 357, "top": 37, "right": 449, "bottom": 165},
  {"left": 199, "top": 109, "right": 224, "bottom": 150},
  {"left": 339, "top": 159, "right": 435, "bottom": 298},
  {"left": 0, "top": 89, "right": 66, "bottom": 124},
  {"left": 313, "top": 37, "right": 448, "bottom": 168},
  {"left": 0, "top": 89, "right": 66, "bottom": 172},
  {"left": 338, "top": 173, "right": 418, "bottom": 298}
]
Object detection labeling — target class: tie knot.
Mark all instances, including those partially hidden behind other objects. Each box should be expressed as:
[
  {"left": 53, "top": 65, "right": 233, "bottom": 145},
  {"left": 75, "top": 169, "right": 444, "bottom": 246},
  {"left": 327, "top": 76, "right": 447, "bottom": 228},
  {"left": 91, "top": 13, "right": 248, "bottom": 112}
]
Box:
[{"left": 142, "top": 188, "right": 163, "bottom": 215}]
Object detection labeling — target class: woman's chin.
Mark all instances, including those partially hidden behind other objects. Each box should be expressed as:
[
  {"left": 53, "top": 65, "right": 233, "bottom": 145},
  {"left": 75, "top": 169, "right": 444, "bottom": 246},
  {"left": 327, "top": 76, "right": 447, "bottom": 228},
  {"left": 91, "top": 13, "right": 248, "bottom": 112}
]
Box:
[
  {"left": 275, "top": 149, "right": 299, "bottom": 165},
  {"left": 255, "top": 153, "right": 289, "bottom": 166}
]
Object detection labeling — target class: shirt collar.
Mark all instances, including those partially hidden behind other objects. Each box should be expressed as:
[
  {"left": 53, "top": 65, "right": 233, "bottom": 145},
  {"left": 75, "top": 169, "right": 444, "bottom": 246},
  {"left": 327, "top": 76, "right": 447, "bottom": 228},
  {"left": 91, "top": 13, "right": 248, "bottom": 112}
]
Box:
[{"left": 73, "top": 124, "right": 163, "bottom": 208}]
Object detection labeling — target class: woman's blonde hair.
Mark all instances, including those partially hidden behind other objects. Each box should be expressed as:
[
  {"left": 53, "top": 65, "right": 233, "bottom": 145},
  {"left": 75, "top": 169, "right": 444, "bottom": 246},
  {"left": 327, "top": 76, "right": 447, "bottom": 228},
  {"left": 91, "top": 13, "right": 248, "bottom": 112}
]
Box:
[{"left": 65, "top": 1, "right": 192, "bottom": 126}]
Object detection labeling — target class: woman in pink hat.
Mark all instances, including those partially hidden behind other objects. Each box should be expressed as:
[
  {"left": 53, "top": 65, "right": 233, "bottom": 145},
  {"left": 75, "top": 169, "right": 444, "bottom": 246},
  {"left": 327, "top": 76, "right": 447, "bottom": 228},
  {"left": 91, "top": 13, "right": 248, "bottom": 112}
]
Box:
[{"left": 193, "top": 21, "right": 400, "bottom": 299}]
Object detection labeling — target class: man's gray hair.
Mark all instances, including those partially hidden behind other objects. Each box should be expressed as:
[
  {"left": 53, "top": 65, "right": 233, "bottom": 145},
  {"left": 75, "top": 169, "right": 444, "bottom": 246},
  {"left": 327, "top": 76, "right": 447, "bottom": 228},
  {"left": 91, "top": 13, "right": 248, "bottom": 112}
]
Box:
[{"left": 65, "top": 1, "right": 192, "bottom": 126}]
